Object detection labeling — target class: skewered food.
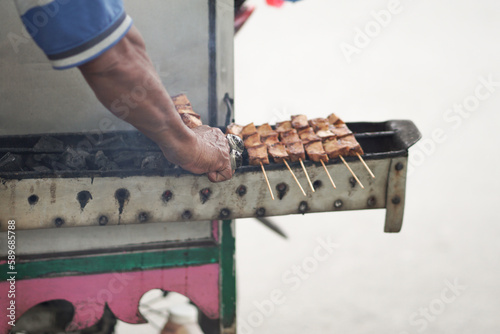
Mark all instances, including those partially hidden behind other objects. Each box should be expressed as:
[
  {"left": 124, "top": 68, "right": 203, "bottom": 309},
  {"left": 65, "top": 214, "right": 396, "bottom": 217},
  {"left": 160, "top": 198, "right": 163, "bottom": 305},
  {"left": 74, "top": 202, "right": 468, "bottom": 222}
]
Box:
[
  {"left": 280, "top": 129, "right": 300, "bottom": 144},
  {"left": 258, "top": 124, "right": 305, "bottom": 195},
  {"left": 171, "top": 94, "right": 202, "bottom": 129},
  {"left": 244, "top": 132, "right": 261, "bottom": 148},
  {"left": 227, "top": 112, "right": 366, "bottom": 166},
  {"left": 316, "top": 129, "right": 335, "bottom": 141},
  {"left": 323, "top": 138, "right": 349, "bottom": 158},
  {"left": 241, "top": 123, "right": 258, "bottom": 139},
  {"left": 171, "top": 94, "right": 191, "bottom": 106},
  {"left": 172, "top": 94, "right": 199, "bottom": 117},
  {"left": 304, "top": 141, "right": 328, "bottom": 162},
  {"left": 247, "top": 144, "right": 269, "bottom": 165},
  {"left": 180, "top": 113, "right": 202, "bottom": 129},
  {"left": 268, "top": 143, "right": 289, "bottom": 163},
  {"left": 291, "top": 115, "right": 309, "bottom": 129},
  {"left": 226, "top": 123, "right": 243, "bottom": 138},
  {"left": 285, "top": 141, "right": 306, "bottom": 162},
  {"left": 257, "top": 123, "right": 275, "bottom": 136},
  {"left": 327, "top": 113, "right": 345, "bottom": 126},
  {"left": 275, "top": 120, "right": 293, "bottom": 133},
  {"left": 327, "top": 113, "right": 339, "bottom": 125},
  {"left": 328, "top": 124, "right": 352, "bottom": 138},
  {"left": 308, "top": 118, "right": 330, "bottom": 131},
  {"left": 340, "top": 135, "right": 364, "bottom": 155},
  {"left": 261, "top": 133, "right": 280, "bottom": 146},
  {"left": 298, "top": 127, "right": 321, "bottom": 145}
]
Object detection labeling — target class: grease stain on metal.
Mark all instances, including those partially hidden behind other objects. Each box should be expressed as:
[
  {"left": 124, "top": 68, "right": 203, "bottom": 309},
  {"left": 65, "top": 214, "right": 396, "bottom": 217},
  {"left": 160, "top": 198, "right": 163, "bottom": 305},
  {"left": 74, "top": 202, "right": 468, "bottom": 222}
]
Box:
[
  {"left": 28, "top": 194, "right": 39, "bottom": 205},
  {"left": 98, "top": 215, "right": 109, "bottom": 226},
  {"left": 138, "top": 211, "right": 149, "bottom": 223},
  {"left": 162, "top": 190, "right": 173, "bottom": 203},
  {"left": 50, "top": 181, "right": 56, "bottom": 204},
  {"left": 298, "top": 201, "right": 309, "bottom": 214},
  {"left": 220, "top": 208, "right": 231, "bottom": 219},
  {"left": 200, "top": 188, "right": 212, "bottom": 204},
  {"left": 349, "top": 177, "right": 356, "bottom": 188},
  {"left": 54, "top": 217, "right": 64, "bottom": 227},
  {"left": 334, "top": 199, "right": 343, "bottom": 209},
  {"left": 276, "top": 183, "right": 289, "bottom": 200},
  {"left": 392, "top": 196, "right": 401, "bottom": 205},
  {"left": 182, "top": 210, "right": 192, "bottom": 220},
  {"left": 77, "top": 190, "right": 92, "bottom": 210},
  {"left": 115, "top": 188, "right": 130, "bottom": 215},
  {"left": 313, "top": 180, "right": 322, "bottom": 190},
  {"left": 236, "top": 185, "right": 247, "bottom": 197},
  {"left": 256, "top": 207, "right": 266, "bottom": 217}
]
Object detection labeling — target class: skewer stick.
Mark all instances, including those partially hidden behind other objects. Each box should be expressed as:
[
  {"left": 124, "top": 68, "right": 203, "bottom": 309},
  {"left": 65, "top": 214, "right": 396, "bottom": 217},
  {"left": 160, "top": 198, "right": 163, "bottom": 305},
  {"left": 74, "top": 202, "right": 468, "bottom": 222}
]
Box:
[
  {"left": 299, "top": 158, "right": 315, "bottom": 192},
  {"left": 320, "top": 159, "right": 336, "bottom": 189},
  {"left": 260, "top": 162, "right": 275, "bottom": 200},
  {"left": 356, "top": 153, "right": 375, "bottom": 178},
  {"left": 283, "top": 160, "right": 307, "bottom": 197},
  {"left": 339, "top": 155, "right": 364, "bottom": 189}
]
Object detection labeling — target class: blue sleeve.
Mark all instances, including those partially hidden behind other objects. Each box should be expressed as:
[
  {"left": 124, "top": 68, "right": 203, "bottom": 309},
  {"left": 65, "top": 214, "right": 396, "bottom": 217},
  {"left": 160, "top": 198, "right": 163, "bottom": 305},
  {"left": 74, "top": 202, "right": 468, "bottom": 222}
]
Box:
[{"left": 15, "top": 0, "right": 133, "bottom": 70}]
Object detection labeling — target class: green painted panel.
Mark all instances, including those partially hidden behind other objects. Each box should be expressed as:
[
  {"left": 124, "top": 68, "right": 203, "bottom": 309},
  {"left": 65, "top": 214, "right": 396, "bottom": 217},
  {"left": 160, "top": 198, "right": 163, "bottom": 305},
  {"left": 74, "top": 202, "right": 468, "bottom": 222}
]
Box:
[
  {"left": 0, "top": 246, "right": 219, "bottom": 280},
  {"left": 220, "top": 220, "right": 236, "bottom": 329}
]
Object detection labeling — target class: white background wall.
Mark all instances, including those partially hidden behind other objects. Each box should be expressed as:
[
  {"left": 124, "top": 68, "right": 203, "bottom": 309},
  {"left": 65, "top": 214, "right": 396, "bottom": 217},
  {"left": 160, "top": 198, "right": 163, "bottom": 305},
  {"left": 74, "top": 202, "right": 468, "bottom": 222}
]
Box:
[
  {"left": 234, "top": 0, "right": 500, "bottom": 333},
  {"left": 115, "top": 0, "right": 500, "bottom": 332}
]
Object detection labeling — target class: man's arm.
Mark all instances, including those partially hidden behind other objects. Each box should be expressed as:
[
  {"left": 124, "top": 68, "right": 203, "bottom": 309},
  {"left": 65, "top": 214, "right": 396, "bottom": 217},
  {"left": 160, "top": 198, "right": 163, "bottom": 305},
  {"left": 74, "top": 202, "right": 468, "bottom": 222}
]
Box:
[{"left": 78, "top": 26, "right": 232, "bottom": 182}]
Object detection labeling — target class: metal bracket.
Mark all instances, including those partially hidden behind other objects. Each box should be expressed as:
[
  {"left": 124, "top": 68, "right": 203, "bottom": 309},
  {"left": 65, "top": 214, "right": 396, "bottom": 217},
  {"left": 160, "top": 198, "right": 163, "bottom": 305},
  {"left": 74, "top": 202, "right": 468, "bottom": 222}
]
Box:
[
  {"left": 384, "top": 157, "right": 408, "bottom": 232},
  {"left": 224, "top": 93, "right": 234, "bottom": 126}
]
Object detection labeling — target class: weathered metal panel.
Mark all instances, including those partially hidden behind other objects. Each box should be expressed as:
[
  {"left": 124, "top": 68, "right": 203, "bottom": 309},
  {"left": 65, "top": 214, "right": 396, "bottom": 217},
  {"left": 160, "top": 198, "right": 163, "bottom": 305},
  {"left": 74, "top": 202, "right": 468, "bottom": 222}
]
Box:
[
  {"left": 0, "top": 221, "right": 213, "bottom": 257},
  {"left": 0, "top": 0, "right": 216, "bottom": 135},
  {"left": 0, "top": 158, "right": 389, "bottom": 231}
]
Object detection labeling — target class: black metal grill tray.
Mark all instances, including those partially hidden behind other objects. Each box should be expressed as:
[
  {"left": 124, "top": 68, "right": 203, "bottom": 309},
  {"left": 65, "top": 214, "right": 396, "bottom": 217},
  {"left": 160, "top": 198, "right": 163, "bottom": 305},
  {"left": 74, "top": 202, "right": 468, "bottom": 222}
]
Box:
[{"left": 0, "top": 120, "right": 420, "bottom": 180}]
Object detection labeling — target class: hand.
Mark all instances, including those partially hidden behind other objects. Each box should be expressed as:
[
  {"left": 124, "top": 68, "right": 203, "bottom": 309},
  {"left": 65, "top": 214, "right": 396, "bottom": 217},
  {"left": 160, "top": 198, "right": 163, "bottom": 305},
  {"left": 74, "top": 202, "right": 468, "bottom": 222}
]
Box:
[{"left": 178, "top": 125, "right": 234, "bottom": 182}]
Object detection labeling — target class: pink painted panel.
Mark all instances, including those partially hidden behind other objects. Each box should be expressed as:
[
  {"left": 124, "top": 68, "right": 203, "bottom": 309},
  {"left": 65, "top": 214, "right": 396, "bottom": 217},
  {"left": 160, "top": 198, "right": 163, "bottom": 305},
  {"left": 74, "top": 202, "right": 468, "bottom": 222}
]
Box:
[
  {"left": 0, "top": 264, "right": 219, "bottom": 332},
  {"left": 212, "top": 220, "right": 220, "bottom": 243}
]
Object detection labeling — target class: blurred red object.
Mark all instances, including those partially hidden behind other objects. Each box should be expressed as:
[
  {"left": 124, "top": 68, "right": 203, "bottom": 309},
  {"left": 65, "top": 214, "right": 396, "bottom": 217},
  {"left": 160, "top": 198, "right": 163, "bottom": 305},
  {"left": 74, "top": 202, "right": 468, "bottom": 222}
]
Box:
[
  {"left": 266, "top": 0, "right": 285, "bottom": 7},
  {"left": 235, "top": 5, "right": 255, "bottom": 34}
]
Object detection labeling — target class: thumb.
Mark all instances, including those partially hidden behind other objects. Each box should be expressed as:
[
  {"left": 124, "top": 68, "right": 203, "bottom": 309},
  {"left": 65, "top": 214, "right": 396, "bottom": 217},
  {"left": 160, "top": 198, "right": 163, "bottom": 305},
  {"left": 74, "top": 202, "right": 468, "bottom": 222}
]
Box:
[{"left": 207, "top": 171, "right": 219, "bottom": 183}]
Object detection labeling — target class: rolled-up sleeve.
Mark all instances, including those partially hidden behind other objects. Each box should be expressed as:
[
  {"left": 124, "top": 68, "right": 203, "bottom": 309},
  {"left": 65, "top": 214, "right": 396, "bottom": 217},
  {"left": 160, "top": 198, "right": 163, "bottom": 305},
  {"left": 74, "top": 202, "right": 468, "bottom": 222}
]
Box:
[{"left": 14, "top": 0, "right": 133, "bottom": 70}]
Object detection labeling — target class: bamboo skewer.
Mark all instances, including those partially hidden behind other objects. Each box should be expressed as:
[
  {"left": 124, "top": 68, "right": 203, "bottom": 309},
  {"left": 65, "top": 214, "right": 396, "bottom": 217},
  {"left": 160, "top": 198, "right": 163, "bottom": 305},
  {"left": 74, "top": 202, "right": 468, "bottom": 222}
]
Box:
[
  {"left": 356, "top": 153, "right": 375, "bottom": 178},
  {"left": 284, "top": 160, "right": 307, "bottom": 197},
  {"left": 260, "top": 162, "right": 275, "bottom": 200},
  {"left": 299, "top": 158, "right": 315, "bottom": 192},
  {"left": 339, "top": 155, "right": 364, "bottom": 189},
  {"left": 320, "top": 160, "right": 336, "bottom": 189}
]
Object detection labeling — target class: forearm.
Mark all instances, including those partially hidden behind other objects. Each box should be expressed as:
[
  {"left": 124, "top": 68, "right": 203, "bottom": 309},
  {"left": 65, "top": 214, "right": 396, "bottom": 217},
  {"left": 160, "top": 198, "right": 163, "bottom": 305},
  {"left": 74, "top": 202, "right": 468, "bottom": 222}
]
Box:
[{"left": 78, "top": 27, "right": 196, "bottom": 167}]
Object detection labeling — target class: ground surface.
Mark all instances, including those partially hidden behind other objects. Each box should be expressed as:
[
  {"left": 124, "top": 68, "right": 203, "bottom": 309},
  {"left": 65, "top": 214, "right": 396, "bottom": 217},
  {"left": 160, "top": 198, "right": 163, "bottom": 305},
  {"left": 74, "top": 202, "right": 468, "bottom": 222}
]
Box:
[{"left": 118, "top": 0, "right": 500, "bottom": 333}]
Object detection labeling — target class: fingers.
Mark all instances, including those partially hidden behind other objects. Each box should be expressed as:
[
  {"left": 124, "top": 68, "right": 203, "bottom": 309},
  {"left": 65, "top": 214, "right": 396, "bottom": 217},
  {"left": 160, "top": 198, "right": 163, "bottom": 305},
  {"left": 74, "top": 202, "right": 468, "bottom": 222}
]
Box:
[
  {"left": 207, "top": 161, "right": 234, "bottom": 183},
  {"left": 175, "top": 125, "right": 235, "bottom": 181}
]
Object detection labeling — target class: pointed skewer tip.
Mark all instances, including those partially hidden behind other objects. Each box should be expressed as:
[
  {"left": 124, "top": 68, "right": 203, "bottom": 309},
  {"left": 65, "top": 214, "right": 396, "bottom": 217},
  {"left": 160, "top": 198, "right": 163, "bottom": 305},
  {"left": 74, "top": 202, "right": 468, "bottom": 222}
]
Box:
[
  {"left": 299, "top": 158, "right": 315, "bottom": 192},
  {"left": 320, "top": 159, "right": 336, "bottom": 189},
  {"left": 260, "top": 161, "right": 275, "bottom": 200},
  {"left": 340, "top": 155, "right": 364, "bottom": 189},
  {"left": 284, "top": 160, "right": 307, "bottom": 197},
  {"left": 356, "top": 153, "right": 375, "bottom": 178}
]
